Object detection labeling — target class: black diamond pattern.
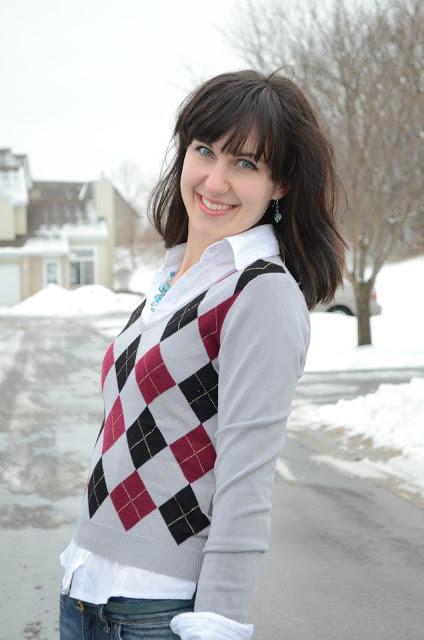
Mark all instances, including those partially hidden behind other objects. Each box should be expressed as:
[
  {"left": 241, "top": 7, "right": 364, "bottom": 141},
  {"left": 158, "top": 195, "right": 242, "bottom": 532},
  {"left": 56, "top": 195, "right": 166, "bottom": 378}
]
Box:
[
  {"left": 126, "top": 407, "right": 168, "bottom": 469},
  {"left": 87, "top": 458, "right": 109, "bottom": 518},
  {"left": 94, "top": 415, "right": 105, "bottom": 448},
  {"left": 118, "top": 298, "right": 147, "bottom": 337},
  {"left": 161, "top": 291, "right": 208, "bottom": 341},
  {"left": 179, "top": 362, "right": 219, "bottom": 423},
  {"left": 159, "top": 485, "right": 210, "bottom": 544},
  {"left": 115, "top": 335, "right": 141, "bottom": 391},
  {"left": 234, "top": 259, "right": 285, "bottom": 295}
]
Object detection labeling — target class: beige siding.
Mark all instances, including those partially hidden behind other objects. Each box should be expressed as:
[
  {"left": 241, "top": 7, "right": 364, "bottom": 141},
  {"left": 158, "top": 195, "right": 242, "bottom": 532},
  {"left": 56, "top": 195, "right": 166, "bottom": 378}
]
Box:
[
  {"left": 96, "top": 241, "right": 113, "bottom": 288},
  {"left": 15, "top": 205, "right": 28, "bottom": 235},
  {"left": 94, "top": 180, "right": 115, "bottom": 243},
  {"left": 60, "top": 256, "right": 69, "bottom": 288},
  {"left": 0, "top": 196, "right": 15, "bottom": 240},
  {"left": 113, "top": 189, "right": 139, "bottom": 248},
  {"left": 94, "top": 180, "right": 115, "bottom": 286},
  {"left": 23, "top": 256, "right": 43, "bottom": 298}
]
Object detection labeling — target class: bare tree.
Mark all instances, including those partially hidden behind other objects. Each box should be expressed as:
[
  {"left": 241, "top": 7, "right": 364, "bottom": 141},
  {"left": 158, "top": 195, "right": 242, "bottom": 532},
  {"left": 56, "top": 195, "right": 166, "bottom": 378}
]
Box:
[
  {"left": 224, "top": 0, "right": 423, "bottom": 345},
  {"left": 111, "top": 160, "right": 150, "bottom": 220},
  {"left": 392, "top": 204, "right": 424, "bottom": 260},
  {"left": 111, "top": 161, "right": 165, "bottom": 279}
]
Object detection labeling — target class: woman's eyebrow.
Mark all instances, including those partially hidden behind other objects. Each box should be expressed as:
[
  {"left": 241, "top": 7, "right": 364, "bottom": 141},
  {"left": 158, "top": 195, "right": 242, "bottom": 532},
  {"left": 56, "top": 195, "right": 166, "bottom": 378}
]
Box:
[
  {"left": 194, "top": 137, "right": 213, "bottom": 147},
  {"left": 235, "top": 150, "right": 265, "bottom": 164},
  {"left": 236, "top": 151, "right": 259, "bottom": 159}
]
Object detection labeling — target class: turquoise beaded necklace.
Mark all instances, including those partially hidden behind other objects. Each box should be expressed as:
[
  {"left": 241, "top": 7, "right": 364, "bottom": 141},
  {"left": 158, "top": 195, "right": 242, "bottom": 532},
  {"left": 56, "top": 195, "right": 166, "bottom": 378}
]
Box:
[{"left": 150, "top": 269, "right": 178, "bottom": 312}]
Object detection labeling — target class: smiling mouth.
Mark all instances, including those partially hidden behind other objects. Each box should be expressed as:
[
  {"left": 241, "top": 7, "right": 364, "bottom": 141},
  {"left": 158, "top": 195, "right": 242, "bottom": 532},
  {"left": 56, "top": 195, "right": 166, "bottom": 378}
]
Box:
[{"left": 196, "top": 193, "right": 239, "bottom": 212}]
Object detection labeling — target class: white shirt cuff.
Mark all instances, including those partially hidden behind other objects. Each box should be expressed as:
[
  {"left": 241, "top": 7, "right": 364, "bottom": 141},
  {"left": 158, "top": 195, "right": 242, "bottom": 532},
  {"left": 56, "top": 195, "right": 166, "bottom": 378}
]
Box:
[{"left": 170, "top": 611, "right": 254, "bottom": 640}]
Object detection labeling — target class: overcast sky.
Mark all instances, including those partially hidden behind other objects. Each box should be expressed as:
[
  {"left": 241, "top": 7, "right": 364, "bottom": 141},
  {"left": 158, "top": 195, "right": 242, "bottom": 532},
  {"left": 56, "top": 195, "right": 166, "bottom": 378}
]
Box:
[
  {"left": 0, "top": 0, "right": 250, "bottom": 186},
  {"left": 1, "top": 0, "right": 250, "bottom": 186}
]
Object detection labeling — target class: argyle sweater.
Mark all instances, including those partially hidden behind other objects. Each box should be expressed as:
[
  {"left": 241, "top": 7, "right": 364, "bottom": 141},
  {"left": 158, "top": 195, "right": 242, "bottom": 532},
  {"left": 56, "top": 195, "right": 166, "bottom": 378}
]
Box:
[{"left": 74, "top": 256, "right": 310, "bottom": 623}]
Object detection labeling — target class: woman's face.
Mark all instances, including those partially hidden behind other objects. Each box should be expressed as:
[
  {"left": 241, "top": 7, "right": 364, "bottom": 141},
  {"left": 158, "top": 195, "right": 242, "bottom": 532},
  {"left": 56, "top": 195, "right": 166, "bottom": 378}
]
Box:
[{"left": 180, "top": 133, "right": 286, "bottom": 241}]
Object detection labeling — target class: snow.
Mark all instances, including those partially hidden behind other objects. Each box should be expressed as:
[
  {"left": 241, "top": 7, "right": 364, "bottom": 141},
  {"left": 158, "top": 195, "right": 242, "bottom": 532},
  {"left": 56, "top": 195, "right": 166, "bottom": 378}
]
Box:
[
  {"left": 128, "top": 258, "right": 162, "bottom": 294},
  {"left": 127, "top": 255, "right": 424, "bottom": 374},
  {"left": 0, "top": 254, "right": 423, "bottom": 499},
  {"left": 58, "top": 221, "right": 108, "bottom": 240},
  {"left": 0, "top": 221, "right": 108, "bottom": 258},
  {"left": 291, "top": 377, "right": 424, "bottom": 499},
  {"left": 275, "top": 459, "right": 296, "bottom": 483},
  {"left": 295, "top": 377, "right": 423, "bottom": 457},
  {"left": 111, "top": 250, "right": 161, "bottom": 294},
  {"left": 33, "top": 221, "right": 108, "bottom": 240},
  {"left": 1, "top": 254, "right": 423, "bottom": 362},
  {"left": 0, "top": 238, "right": 69, "bottom": 257},
  {"left": 1, "top": 283, "right": 141, "bottom": 316},
  {"left": 306, "top": 255, "right": 424, "bottom": 372},
  {"left": 0, "top": 330, "right": 24, "bottom": 385},
  {"left": 0, "top": 154, "right": 29, "bottom": 206}
]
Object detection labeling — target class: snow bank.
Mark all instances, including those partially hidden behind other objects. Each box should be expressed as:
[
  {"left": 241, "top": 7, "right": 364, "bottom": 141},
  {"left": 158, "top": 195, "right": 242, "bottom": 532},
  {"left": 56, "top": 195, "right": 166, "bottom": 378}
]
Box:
[
  {"left": 305, "top": 255, "right": 424, "bottom": 371},
  {"left": 291, "top": 376, "right": 424, "bottom": 497},
  {"left": 1, "top": 256, "right": 424, "bottom": 371},
  {"left": 128, "top": 260, "right": 160, "bottom": 294},
  {"left": 2, "top": 284, "right": 142, "bottom": 316},
  {"left": 296, "top": 377, "right": 424, "bottom": 457}
]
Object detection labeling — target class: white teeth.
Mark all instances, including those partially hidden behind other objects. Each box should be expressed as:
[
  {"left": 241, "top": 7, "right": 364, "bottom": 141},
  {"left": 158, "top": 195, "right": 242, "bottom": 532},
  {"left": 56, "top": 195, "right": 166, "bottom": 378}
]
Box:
[{"left": 200, "top": 195, "right": 235, "bottom": 211}]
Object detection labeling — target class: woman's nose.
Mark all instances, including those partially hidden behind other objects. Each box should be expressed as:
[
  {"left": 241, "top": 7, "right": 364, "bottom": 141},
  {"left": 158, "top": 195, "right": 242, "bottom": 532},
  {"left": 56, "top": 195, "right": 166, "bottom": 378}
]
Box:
[{"left": 203, "top": 162, "right": 230, "bottom": 194}]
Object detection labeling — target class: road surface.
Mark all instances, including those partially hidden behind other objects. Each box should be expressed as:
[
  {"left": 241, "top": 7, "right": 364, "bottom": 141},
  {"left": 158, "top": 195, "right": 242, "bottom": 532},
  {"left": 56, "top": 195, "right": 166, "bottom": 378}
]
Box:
[{"left": 0, "top": 314, "right": 422, "bottom": 639}]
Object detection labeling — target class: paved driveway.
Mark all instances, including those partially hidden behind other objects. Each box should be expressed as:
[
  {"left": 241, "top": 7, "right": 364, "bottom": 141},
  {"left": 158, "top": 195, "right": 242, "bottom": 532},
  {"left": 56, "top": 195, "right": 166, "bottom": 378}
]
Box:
[{"left": 0, "top": 314, "right": 422, "bottom": 639}]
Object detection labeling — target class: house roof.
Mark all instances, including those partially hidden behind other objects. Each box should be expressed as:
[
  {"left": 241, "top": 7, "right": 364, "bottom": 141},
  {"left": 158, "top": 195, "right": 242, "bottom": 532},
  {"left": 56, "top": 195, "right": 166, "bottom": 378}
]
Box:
[
  {"left": 0, "top": 148, "right": 32, "bottom": 206},
  {"left": 0, "top": 236, "right": 27, "bottom": 248},
  {"left": 0, "top": 171, "right": 138, "bottom": 257},
  {"left": 27, "top": 181, "right": 96, "bottom": 235},
  {"left": 0, "top": 237, "right": 69, "bottom": 257}
]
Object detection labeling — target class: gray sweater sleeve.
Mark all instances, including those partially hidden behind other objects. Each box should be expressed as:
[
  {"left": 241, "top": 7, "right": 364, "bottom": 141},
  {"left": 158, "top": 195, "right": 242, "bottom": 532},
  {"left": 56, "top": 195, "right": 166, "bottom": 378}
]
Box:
[{"left": 193, "top": 272, "right": 310, "bottom": 623}]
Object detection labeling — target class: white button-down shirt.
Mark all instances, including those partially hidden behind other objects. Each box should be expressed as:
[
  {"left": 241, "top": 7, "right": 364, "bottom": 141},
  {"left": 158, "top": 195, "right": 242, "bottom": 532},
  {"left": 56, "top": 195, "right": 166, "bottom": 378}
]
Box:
[{"left": 60, "top": 223, "right": 281, "bottom": 640}]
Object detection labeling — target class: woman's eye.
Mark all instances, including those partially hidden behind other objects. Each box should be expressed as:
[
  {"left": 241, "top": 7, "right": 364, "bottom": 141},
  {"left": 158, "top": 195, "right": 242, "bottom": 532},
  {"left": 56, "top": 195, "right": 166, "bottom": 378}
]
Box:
[
  {"left": 238, "top": 159, "right": 257, "bottom": 170},
  {"left": 196, "top": 146, "right": 213, "bottom": 157}
]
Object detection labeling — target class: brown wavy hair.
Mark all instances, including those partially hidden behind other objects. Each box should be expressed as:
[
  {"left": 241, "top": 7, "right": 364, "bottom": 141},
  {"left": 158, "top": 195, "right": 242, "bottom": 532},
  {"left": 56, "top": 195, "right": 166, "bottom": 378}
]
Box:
[{"left": 147, "top": 68, "right": 347, "bottom": 309}]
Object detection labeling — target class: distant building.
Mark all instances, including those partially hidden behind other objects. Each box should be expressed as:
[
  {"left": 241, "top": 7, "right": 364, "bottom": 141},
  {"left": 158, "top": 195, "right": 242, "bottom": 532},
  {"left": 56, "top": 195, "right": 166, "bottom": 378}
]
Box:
[{"left": 0, "top": 148, "right": 139, "bottom": 305}]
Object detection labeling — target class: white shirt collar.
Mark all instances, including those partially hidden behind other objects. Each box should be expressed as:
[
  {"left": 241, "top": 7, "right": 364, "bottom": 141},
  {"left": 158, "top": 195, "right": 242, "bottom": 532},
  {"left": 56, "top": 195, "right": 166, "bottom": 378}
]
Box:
[{"left": 162, "top": 223, "right": 279, "bottom": 272}]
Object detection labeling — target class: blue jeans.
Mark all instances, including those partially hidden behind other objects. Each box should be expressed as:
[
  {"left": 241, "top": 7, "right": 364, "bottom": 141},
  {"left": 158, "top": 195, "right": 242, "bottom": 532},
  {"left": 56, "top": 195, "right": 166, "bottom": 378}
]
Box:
[{"left": 59, "top": 591, "right": 196, "bottom": 639}]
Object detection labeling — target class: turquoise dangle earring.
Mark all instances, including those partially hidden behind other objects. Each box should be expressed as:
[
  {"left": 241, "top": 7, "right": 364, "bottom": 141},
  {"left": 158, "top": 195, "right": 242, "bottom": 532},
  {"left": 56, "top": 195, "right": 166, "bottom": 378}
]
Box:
[{"left": 273, "top": 198, "right": 282, "bottom": 223}]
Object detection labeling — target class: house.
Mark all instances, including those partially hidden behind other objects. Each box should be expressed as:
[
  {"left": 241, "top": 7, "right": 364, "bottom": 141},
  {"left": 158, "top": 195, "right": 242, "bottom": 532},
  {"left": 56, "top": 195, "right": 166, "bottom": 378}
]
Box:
[{"left": 0, "top": 148, "right": 140, "bottom": 306}]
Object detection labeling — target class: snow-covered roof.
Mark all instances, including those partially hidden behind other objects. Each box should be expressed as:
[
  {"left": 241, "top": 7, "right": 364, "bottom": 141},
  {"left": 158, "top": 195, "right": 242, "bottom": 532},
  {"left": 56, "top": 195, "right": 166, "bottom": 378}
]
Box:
[
  {"left": 34, "top": 219, "right": 109, "bottom": 241},
  {"left": 0, "top": 148, "right": 31, "bottom": 207},
  {"left": 0, "top": 219, "right": 108, "bottom": 256},
  {"left": 0, "top": 237, "right": 69, "bottom": 257},
  {"left": 63, "top": 220, "right": 108, "bottom": 241},
  {"left": 27, "top": 180, "right": 96, "bottom": 234}
]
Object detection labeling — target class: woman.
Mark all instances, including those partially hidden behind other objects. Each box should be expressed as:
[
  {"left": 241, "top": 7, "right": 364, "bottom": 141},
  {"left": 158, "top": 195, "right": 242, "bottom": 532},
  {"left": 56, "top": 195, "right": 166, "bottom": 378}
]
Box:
[{"left": 59, "top": 68, "right": 346, "bottom": 639}]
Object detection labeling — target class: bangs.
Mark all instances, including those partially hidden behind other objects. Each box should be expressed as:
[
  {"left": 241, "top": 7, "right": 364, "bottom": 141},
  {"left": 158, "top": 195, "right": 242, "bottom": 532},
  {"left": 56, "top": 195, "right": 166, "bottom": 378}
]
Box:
[{"left": 178, "top": 83, "right": 289, "bottom": 183}]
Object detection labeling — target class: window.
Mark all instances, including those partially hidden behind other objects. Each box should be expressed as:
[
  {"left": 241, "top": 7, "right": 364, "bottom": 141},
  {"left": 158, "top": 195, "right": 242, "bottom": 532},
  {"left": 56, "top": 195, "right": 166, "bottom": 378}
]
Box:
[
  {"left": 70, "top": 247, "right": 95, "bottom": 286},
  {"left": 43, "top": 258, "right": 61, "bottom": 286},
  {"left": 46, "top": 261, "right": 59, "bottom": 284}
]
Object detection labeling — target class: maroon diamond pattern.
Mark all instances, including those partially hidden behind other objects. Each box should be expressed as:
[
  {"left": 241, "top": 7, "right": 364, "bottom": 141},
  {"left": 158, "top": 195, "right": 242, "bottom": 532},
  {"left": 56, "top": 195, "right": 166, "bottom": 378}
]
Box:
[
  {"left": 110, "top": 470, "right": 156, "bottom": 531},
  {"left": 135, "top": 343, "right": 176, "bottom": 404},
  {"left": 101, "top": 342, "right": 115, "bottom": 389},
  {"left": 198, "top": 293, "right": 238, "bottom": 361},
  {"left": 170, "top": 425, "right": 216, "bottom": 483},
  {"left": 102, "top": 395, "right": 125, "bottom": 454}
]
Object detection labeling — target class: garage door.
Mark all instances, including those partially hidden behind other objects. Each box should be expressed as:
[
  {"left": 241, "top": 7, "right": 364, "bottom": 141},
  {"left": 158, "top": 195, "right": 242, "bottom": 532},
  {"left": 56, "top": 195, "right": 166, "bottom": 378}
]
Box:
[{"left": 0, "top": 263, "right": 21, "bottom": 305}]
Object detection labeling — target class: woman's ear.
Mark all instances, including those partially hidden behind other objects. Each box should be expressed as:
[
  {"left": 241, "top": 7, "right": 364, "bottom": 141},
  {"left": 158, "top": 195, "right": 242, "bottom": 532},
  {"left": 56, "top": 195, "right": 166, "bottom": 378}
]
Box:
[{"left": 273, "top": 182, "right": 290, "bottom": 200}]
